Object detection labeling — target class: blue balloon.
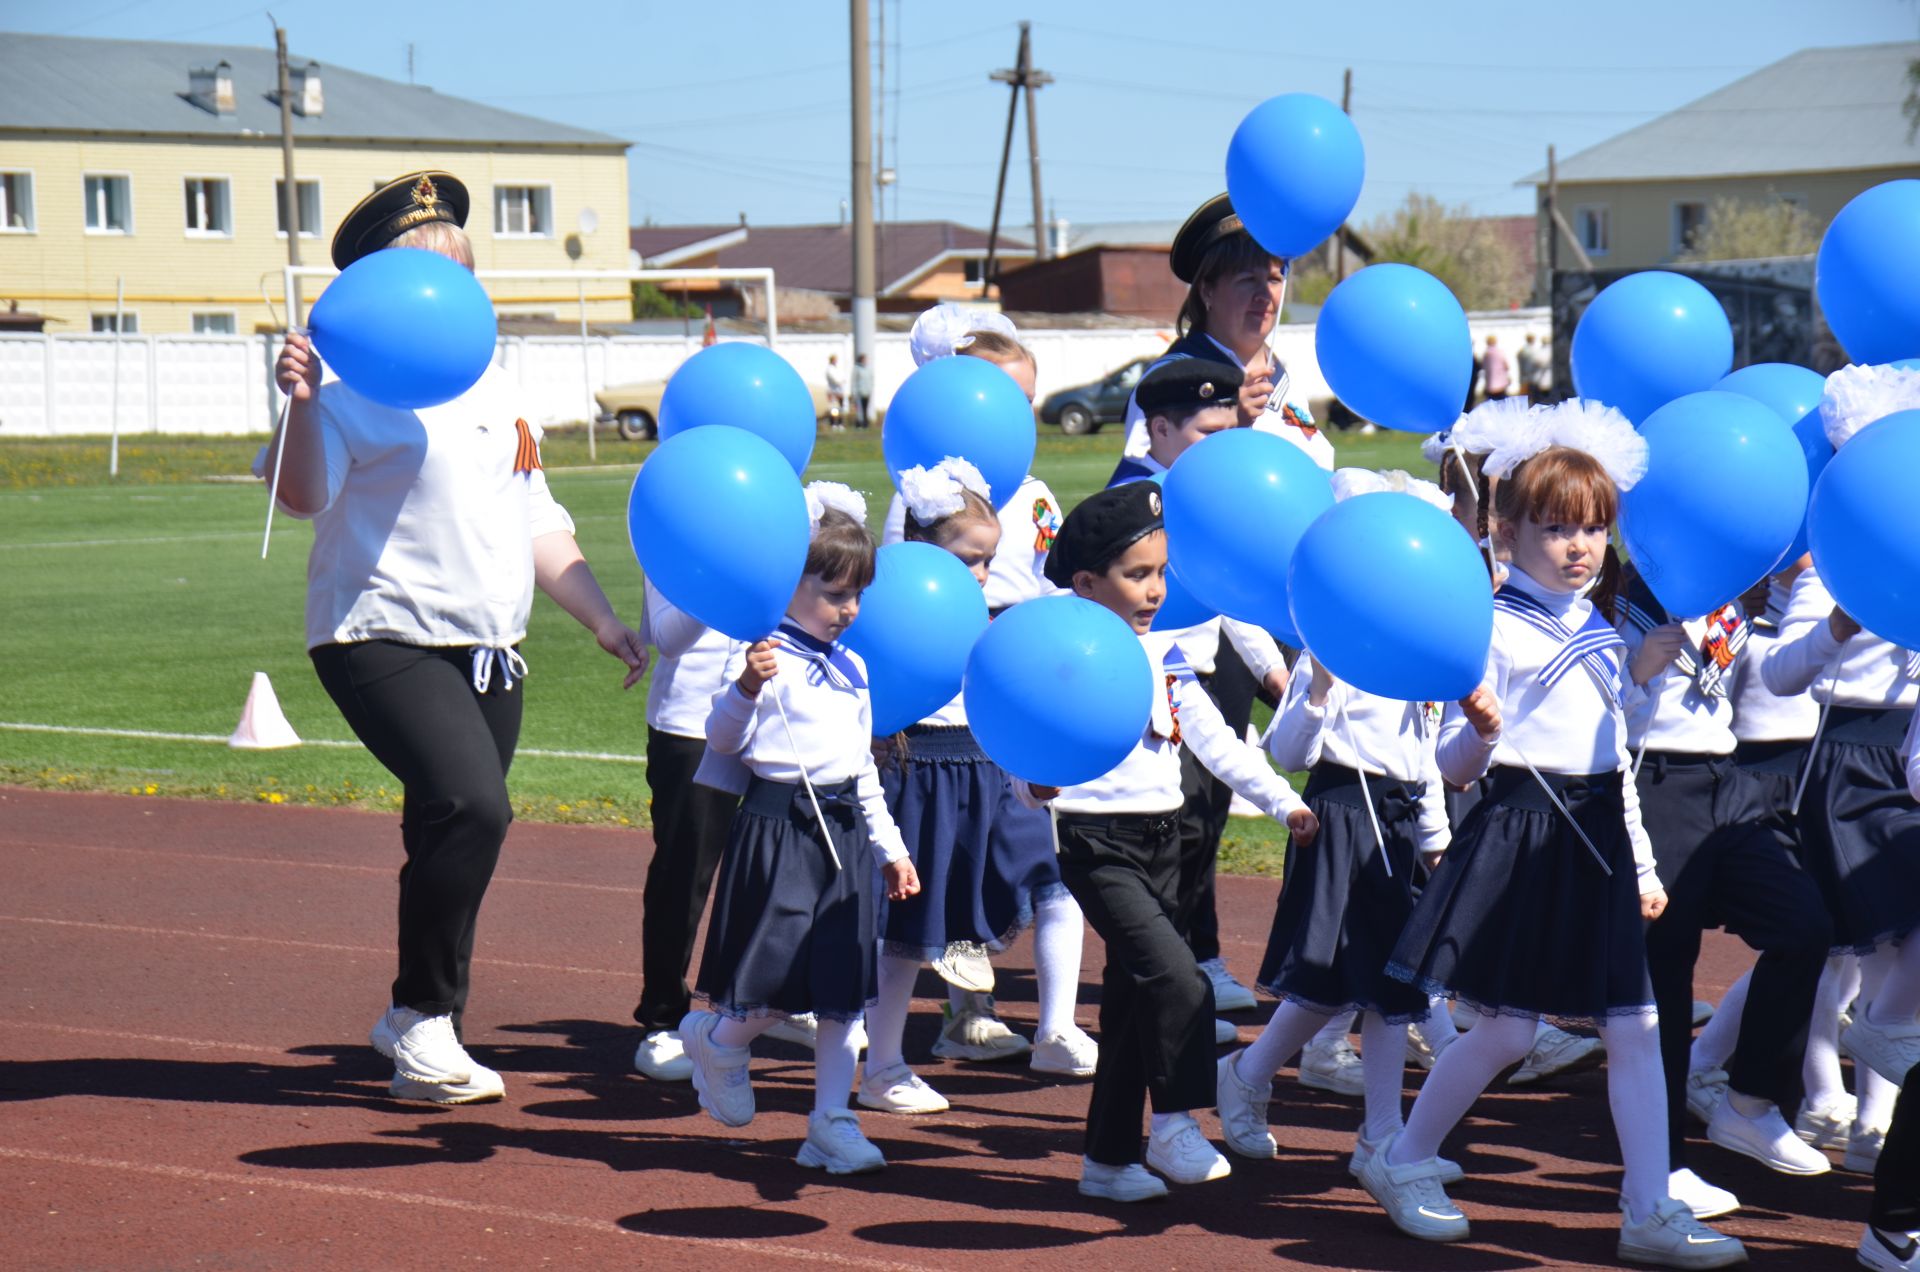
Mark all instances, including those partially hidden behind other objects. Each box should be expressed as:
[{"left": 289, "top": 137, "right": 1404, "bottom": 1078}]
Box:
[
  {"left": 1225, "top": 94, "right": 1365, "bottom": 258},
  {"left": 1715, "top": 363, "right": 1831, "bottom": 569},
  {"left": 627, "top": 426, "right": 808, "bottom": 641},
  {"left": 1289, "top": 494, "right": 1493, "bottom": 702},
  {"left": 1817, "top": 180, "right": 1920, "bottom": 366},
  {"left": 1572, "top": 271, "right": 1733, "bottom": 424},
  {"left": 1620, "top": 392, "right": 1808, "bottom": 618},
  {"left": 1162, "top": 429, "right": 1334, "bottom": 641},
  {"left": 841, "top": 542, "right": 989, "bottom": 736},
  {"left": 1128, "top": 471, "right": 1219, "bottom": 632},
  {"left": 309, "top": 248, "right": 497, "bottom": 410},
  {"left": 883, "top": 357, "right": 1036, "bottom": 509},
  {"left": 964, "top": 595, "right": 1152, "bottom": 787},
  {"left": 1809, "top": 410, "right": 1920, "bottom": 649},
  {"left": 658, "top": 342, "right": 816, "bottom": 475},
  {"left": 1316, "top": 264, "right": 1473, "bottom": 432}
]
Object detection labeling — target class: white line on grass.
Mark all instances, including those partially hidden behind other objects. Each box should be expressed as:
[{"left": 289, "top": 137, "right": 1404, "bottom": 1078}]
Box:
[
  {"left": 0, "top": 720, "right": 645, "bottom": 764},
  {"left": 0, "top": 531, "right": 261, "bottom": 550}
]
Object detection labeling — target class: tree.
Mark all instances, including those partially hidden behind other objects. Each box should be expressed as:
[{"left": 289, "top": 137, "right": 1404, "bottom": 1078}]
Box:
[
  {"left": 1360, "top": 193, "right": 1529, "bottom": 311},
  {"left": 630, "top": 281, "right": 700, "bottom": 320},
  {"left": 1905, "top": 56, "right": 1920, "bottom": 139},
  {"left": 1675, "top": 196, "right": 1821, "bottom": 262}
]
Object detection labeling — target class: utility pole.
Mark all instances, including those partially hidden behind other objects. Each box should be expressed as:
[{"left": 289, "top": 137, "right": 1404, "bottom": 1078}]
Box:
[
  {"left": 272, "top": 18, "right": 302, "bottom": 325},
  {"left": 1334, "top": 67, "right": 1352, "bottom": 281},
  {"left": 983, "top": 22, "right": 1052, "bottom": 291},
  {"left": 850, "top": 0, "right": 875, "bottom": 391}
]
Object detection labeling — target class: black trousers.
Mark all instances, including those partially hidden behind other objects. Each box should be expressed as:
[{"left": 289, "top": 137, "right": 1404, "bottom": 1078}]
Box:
[
  {"left": 312, "top": 640, "right": 521, "bottom": 1022},
  {"left": 1637, "top": 752, "right": 1831, "bottom": 1166},
  {"left": 1176, "top": 639, "right": 1260, "bottom": 963},
  {"left": 1056, "top": 810, "right": 1217, "bottom": 1166},
  {"left": 633, "top": 728, "right": 740, "bottom": 1032},
  {"left": 1873, "top": 1062, "right": 1920, "bottom": 1231}
]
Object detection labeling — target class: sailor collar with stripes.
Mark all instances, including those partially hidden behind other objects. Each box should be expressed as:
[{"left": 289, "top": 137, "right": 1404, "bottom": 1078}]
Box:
[
  {"left": 1493, "top": 566, "right": 1629, "bottom": 705},
  {"left": 770, "top": 621, "right": 868, "bottom": 692}
]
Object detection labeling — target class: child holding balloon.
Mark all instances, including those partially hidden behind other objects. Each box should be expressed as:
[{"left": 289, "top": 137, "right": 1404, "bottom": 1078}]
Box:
[
  {"left": 859, "top": 459, "right": 1097, "bottom": 1116},
  {"left": 680, "top": 485, "right": 922, "bottom": 1176},
  {"left": 1020, "top": 482, "right": 1319, "bottom": 1202},
  {"left": 1365, "top": 404, "right": 1747, "bottom": 1269}
]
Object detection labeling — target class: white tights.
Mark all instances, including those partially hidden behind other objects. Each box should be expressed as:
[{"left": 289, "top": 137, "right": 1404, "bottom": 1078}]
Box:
[
  {"left": 1689, "top": 966, "right": 1752, "bottom": 1073},
  {"left": 709, "top": 1014, "right": 859, "bottom": 1114},
  {"left": 1858, "top": 947, "right": 1901, "bottom": 1130},
  {"left": 1236, "top": 1003, "right": 1409, "bottom": 1142},
  {"left": 1801, "top": 954, "right": 1861, "bottom": 1112}
]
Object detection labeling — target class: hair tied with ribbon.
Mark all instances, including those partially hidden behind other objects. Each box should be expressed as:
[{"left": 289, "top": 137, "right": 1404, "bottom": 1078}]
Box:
[
  {"left": 897, "top": 455, "right": 990, "bottom": 525},
  {"left": 803, "top": 481, "right": 868, "bottom": 529}
]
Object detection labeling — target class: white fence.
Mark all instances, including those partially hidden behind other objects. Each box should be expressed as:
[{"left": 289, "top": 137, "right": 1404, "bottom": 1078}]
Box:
[{"left": 0, "top": 308, "right": 1551, "bottom": 439}]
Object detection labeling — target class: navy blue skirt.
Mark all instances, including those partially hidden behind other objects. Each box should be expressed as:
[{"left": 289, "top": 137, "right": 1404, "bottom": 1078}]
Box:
[
  {"left": 1257, "top": 764, "right": 1430, "bottom": 1023},
  {"left": 878, "top": 724, "right": 1066, "bottom": 962},
  {"left": 694, "top": 776, "right": 877, "bottom": 1022},
  {"left": 1795, "top": 707, "right": 1920, "bottom": 953},
  {"left": 1732, "top": 737, "right": 1811, "bottom": 822},
  {"left": 1387, "top": 766, "right": 1654, "bottom": 1027}
]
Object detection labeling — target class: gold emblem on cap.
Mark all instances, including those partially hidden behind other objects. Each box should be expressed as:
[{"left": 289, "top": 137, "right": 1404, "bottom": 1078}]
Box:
[
  {"left": 411, "top": 174, "right": 440, "bottom": 209},
  {"left": 1148, "top": 489, "right": 1162, "bottom": 516},
  {"left": 1199, "top": 382, "right": 1215, "bottom": 399}
]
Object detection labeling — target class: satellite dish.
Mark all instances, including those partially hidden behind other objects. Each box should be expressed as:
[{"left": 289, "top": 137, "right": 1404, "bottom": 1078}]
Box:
[
  {"left": 564, "top": 233, "right": 584, "bottom": 261},
  {"left": 578, "top": 207, "right": 600, "bottom": 235}
]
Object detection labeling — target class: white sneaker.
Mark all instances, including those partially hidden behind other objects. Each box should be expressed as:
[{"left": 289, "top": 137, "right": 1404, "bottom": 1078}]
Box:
[
  {"left": 1796, "top": 1094, "right": 1856, "bottom": 1151},
  {"left": 1692, "top": 1000, "right": 1716, "bottom": 1028},
  {"left": 1617, "top": 1197, "right": 1746, "bottom": 1269},
  {"left": 1406, "top": 1025, "right": 1453, "bottom": 1071},
  {"left": 1078, "top": 1157, "right": 1168, "bottom": 1202},
  {"left": 1144, "top": 1112, "right": 1231, "bottom": 1184},
  {"left": 1350, "top": 1127, "right": 1463, "bottom": 1184},
  {"left": 1298, "top": 1035, "right": 1366, "bottom": 1097},
  {"left": 1507, "top": 1024, "right": 1604, "bottom": 1086},
  {"left": 1846, "top": 1122, "right": 1889, "bottom": 1174},
  {"left": 1198, "top": 957, "right": 1258, "bottom": 1012},
  {"left": 857, "top": 1061, "right": 949, "bottom": 1114},
  {"left": 1847, "top": 1016, "right": 1920, "bottom": 1087},
  {"left": 1858, "top": 1225, "right": 1920, "bottom": 1271},
  {"left": 763, "top": 1012, "right": 818, "bottom": 1048},
  {"left": 796, "top": 1108, "right": 886, "bottom": 1174},
  {"left": 1214, "top": 1051, "right": 1275, "bottom": 1159},
  {"left": 372, "top": 1005, "right": 473, "bottom": 1086},
  {"left": 1667, "top": 1168, "right": 1739, "bottom": 1221},
  {"left": 1706, "top": 1097, "right": 1832, "bottom": 1175},
  {"left": 932, "top": 994, "right": 1031, "bottom": 1061},
  {"left": 634, "top": 1029, "right": 692, "bottom": 1082},
  {"left": 1685, "top": 1067, "right": 1729, "bottom": 1125},
  {"left": 679, "top": 1010, "right": 755, "bottom": 1128},
  {"left": 1030, "top": 1027, "right": 1098, "bottom": 1077},
  {"left": 1214, "top": 1018, "right": 1239, "bottom": 1046},
  {"left": 391, "top": 1060, "right": 505, "bottom": 1104},
  {"left": 1357, "top": 1129, "right": 1470, "bottom": 1242},
  {"left": 931, "top": 941, "right": 995, "bottom": 993}
]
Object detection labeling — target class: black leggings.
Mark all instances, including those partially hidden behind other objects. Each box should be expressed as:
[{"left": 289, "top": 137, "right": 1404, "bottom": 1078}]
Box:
[
  {"left": 312, "top": 640, "right": 521, "bottom": 1020},
  {"left": 634, "top": 728, "right": 740, "bottom": 1031},
  {"left": 1874, "top": 1063, "right": 1920, "bottom": 1232}
]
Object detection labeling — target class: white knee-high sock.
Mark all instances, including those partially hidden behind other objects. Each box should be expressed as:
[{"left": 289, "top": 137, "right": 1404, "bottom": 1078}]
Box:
[
  {"left": 711, "top": 1015, "right": 777, "bottom": 1049},
  {"left": 1236, "top": 1000, "right": 1333, "bottom": 1085},
  {"left": 814, "top": 1017, "right": 861, "bottom": 1114},
  {"left": 1361, "top": 1012, "right": 1409, "bottom": 1142},
  {"left": 1311, "top": 1009, "right": 1357, "bottom": 1046},
  {"left": 1389, "top": 1013, "right": 1535, "bottom": 1165},
  {"left": 1859, "top": 948, "right": 1901, "bottom": 1130},
  {"left": 1690, "top": 966, "right": 1753, "bottom": 1073},
  {"left": 1867, "top": 936, "right": 1920, "bottom": 1026},
  {"left": 865, "top": 954, "right": 919, "bottom": 1074},
  {"left": 1599, "top": 1012, "right": 1671, "bottom": 1223},
  {"left": 1033, "top": 892, "right": 1085, "bottom": 1039},
  {"left": 1804, "top": 955, "right": 1851, "bottom": 1109}
]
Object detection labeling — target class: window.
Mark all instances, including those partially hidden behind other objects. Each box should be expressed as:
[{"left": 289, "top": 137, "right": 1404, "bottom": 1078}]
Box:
[
  {"left": 493, "top": 184, "right": 552, "bottom": 237},
  {"left": 84, "top": 174, "right": 132, "bottom": 233},
  {"left": 192, "top": 312, "right": 237, "bottom": 335},
  {"left": 91, "top": 313, "right": 139, "bottom": 333},
  {"left": 1672, "top": 200, "right": 1707, "bottom": 255},
  {"left": 963, "top": 258, "right": 984, "bottom": 284},
  {"left": 274, "top": 178, "right": 321, "bottom": 237},
  {"left": 1575, "top": 204, "right": 1610, "bottom": 257},
  {"left": 183, "top": 176, "right": 232, "bottom": 236},
  {"left": 0, "top": 172, "right": 34, "bottom": 231}
]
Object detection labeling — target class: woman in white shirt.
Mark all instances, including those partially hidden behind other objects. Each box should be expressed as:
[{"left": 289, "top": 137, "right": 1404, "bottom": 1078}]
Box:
[{"left": 258, "top": 172, "right": 646, "bottom": 1106}]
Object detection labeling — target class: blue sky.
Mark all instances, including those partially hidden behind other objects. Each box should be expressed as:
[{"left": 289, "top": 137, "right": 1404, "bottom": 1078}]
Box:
[{"left": 11, "top": 0, "right": 1916, "bottom": 232}]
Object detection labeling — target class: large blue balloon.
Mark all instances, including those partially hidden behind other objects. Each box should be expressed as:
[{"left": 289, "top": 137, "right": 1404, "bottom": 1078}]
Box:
[
  {"left": 1620, "top": 392, "right": 1808, "bottom": 618},
  {"left": 658, "top": 342, "right": 816, "bottom": 474},
  {"left": 1316, "top": 264, "right": 1473, "bottom": 432},
  {"left": 883, "top": 357, "right": 1036, "bottom": 509},
  {"left": 1808, "top": 410, "right": 1920, "bottom": 649},
  {"left": 309, "top": 248, "right": 497, "bottom": 410},
  {"left": 1131, "top": 471, "right": 1219, "bottom": 632},
  {"left": 1817, "top": 180, "right": 1920, "bottom": 366},
  {"left": 1715, "top": 363, "right": 1831, "bottom": 568},
  {"left": 1225, "top": 94, "right": 1365, "bottom": 258},
  {"left": 964, "top": 596, "right": 1152, "bottom": 787},
  {"left": 627, "top": 426, "right": 808, "bottom": 641},
  {"left": 1162, "top": 428, "right": 1333, "bottom": 642},
  {"left": 841, "top": 542, "right": 989, "bottom": 736},
  {"left": 1289, "top": 493, "right": 1493, "bottom": 702},
  {"left": 1572, "top": 271, "right": 1733, "bottom": 424}
]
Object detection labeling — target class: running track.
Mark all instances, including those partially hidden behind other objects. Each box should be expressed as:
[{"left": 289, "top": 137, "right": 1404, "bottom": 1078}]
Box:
[{"left": 0, "top": 788, "right": 1865, "bottom": 1269}]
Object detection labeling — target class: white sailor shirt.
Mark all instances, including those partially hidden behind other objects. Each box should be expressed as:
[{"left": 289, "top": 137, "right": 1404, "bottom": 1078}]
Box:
[
  {"left": 1117, "top": 332, "right": 1336, "bottom": 472},
  {"left": 881, "top": 473, "right": 1064, "bottom": 611},
  {"left": 1265, "top": 654, "right": 1450, "bottom": 854},
  {"left": 1614, "top": 613, "right": 1740, "bottom": 757},
  {"left": 703, "top": 621, "right": 908, "bottom": 864},
  {"left": 1761, "top": 567, "right": 1920, "bottom": 711},
  {"left": 1729, "top": 578, "right": 1820, "bottom": 744},
  {"left": 1904, "top": 708, "right": 1920, "bottom": 801},
  {"left": 641, "top": 578, "right": 747, "bottom": 738}
]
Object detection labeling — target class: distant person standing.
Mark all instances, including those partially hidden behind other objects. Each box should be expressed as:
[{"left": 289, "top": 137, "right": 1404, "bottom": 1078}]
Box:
[
  {"left": 853, "top": 353, "right": 874, "bottom": 430},
  {"left": 823, "top": 354, "right": 847, "bottom": 431},
  {"left": 1517, "top": 332, "right": 1553, "bottom": 398},
  {"left": 1483, "top": 334, "right": 1511, "bottom": 401}
]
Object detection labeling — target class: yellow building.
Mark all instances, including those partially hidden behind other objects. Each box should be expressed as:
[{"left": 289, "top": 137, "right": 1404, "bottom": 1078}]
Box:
[{"left": 0, "top": 33, "right": 631, "bottom": 335}]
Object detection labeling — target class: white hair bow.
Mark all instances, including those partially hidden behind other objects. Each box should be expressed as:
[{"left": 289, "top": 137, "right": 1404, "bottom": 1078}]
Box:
[
  {"left": 1330, "top": 466, "right": 1455, "bottom": 513},
  {"left": 897, "top": 456, "right": 990, "bottom": 525},
  {"left": 803, "top": 480, "right": 868, "bottom": 528},
  {"left": 908, "top": 302, "right": 1019, "bottom": 367},
  {"left": 1481, "top": 398, "right": 1648, "bottom": 493},
  {"left": 1820, "top": 362, "right": 1920, "bottom": 450}
]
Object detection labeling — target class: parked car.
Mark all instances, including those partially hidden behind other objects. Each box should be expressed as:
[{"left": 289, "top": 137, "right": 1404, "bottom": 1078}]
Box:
[
  {"left": 1037, "top": 357, "right": 1154, "bottom": 435},
  {"left": 594, "top": 378, "right": 835, "bottom": 441}
]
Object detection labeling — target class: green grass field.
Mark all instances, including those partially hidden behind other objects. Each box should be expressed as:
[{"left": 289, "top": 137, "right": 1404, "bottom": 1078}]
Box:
[{"left": 0, "top": 424, "right": 1428, "bottom": 875}]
